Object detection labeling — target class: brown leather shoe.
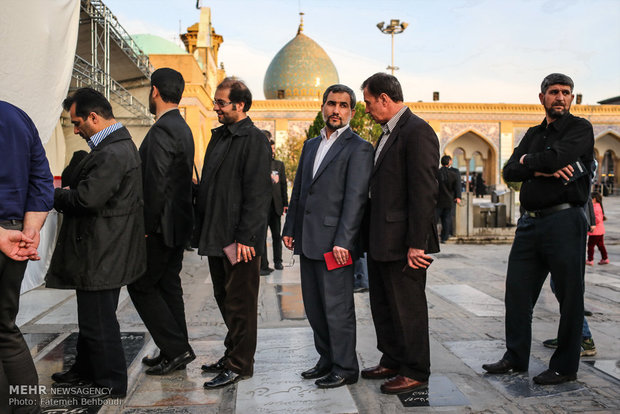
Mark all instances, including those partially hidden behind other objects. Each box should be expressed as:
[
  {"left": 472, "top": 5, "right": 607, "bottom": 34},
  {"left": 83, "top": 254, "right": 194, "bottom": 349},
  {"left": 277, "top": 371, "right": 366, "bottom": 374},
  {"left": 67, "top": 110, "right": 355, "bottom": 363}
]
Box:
[
  {"left": 380, "top": 375, "right": 428, "bottom": 394},
  {"left": 361, "top": 365, "right": 399, "bottom": 379}
]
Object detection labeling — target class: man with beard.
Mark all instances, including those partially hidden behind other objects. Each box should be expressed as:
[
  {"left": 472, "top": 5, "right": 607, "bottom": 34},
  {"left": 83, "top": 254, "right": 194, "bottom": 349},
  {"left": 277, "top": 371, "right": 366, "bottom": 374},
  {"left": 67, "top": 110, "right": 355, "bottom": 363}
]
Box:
[
  {"left": 128, "top": 68, "right": 196, "bottom": 375},
  {"left": 194, "top": 78, "right": 271, "bottom": 388},
  {"left": 483, "top": 73, "right": 594, "bottom": 385},
  {"left": 283, "top": 84, "right": 373, "bottom": 388},
  {"left": 47, "top": 88, "right": 146, "bottom": 398}
]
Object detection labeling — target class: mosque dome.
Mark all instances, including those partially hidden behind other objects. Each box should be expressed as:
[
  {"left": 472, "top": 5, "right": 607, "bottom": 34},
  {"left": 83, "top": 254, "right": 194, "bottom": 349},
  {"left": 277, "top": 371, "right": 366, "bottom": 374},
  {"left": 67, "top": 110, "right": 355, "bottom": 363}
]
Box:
[
  {"left": 130, "top": 34, "right": 188, "bottom": 55},
  {"left": 263, "top": 16, "right": 339, "bottom": 100}
]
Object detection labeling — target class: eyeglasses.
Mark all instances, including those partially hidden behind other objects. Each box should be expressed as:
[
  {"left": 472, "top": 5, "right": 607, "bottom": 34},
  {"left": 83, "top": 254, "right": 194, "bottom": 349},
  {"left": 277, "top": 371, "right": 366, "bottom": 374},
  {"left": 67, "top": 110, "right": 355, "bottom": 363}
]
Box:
[{"left": 212, "top": 98, "right": 233, "bottom": 107}]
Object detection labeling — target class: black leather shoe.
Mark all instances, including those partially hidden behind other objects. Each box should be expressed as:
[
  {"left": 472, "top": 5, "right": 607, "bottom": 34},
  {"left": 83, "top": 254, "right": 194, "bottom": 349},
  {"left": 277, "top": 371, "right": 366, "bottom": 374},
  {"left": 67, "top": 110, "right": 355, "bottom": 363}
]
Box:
[
  {"left": 142, "top": 353, "right": 163, "bottom": 367},
  {"left": 482, "top": 359, "right": 526, "bottom": 374},
  {"left": 203, "top": 369, "right": 249, "bottom": 388},
  {"left": 315, "top": 372, "right": 358, "bottom": 389},
  {"left": 260, "top": 267, "right": 274, "bottom": 276},
  {"left": 274, "top": 263, "right": 284, "bottom": 270},
  {"left": 201, "top": 356, "right": 226, "bottom": 373},
  {"left": 301, "top": 364, "right": 330, "bottom": 379},
  {"left": 51, "top": 370, "right": 82, "bottom": 384},
  {"left": 533, "top": 369, "right": 576, "bottom": 385},
  {"left": 145, "top": 350, "right": 196, "bottom": 375}
]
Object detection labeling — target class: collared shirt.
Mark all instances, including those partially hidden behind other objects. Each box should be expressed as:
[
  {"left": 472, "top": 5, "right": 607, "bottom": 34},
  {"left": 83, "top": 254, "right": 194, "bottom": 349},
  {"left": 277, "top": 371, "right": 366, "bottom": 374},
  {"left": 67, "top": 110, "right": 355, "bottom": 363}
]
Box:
[
  {"left": 87, "top": 122, "right": 123, "bottom": 149},
  {"left": 312, "top": 124, "right": 349, "bottom": 177},
  {"left": 374, "top": 105, "right": 408, "bottom": 164},
  {"left": 0, "top": 100, "right": 54, "bottom": 220},
  {"left": 155, "top": 107, "right": 177, "bottom": 121},
  {"left": 503, "top": 112, "right": 594, "bottom": 211}
]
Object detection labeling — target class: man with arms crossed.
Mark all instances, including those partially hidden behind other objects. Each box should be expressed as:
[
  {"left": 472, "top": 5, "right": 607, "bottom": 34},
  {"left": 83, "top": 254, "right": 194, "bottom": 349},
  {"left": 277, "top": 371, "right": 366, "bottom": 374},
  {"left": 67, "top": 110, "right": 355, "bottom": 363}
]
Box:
[
  {"left": 360, "top": 73, "right": 440, "bottom": 394},
  {"left": 283, "top": 84, "right": 373, "bottom": 388},
  {"left": 483, "top": 73, "right": 594, "bottom": 385},
  {"left": 128, "top": 68, "right": 196, "bottom": 375},
  {"left": 194, "top": 78, "right": 271, "bottom": 388}
]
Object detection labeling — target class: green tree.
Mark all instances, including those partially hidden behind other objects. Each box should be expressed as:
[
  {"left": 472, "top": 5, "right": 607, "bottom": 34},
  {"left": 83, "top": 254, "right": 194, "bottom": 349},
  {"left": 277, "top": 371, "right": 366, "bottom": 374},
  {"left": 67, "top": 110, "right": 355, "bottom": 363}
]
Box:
[
  {"left": 275, "top": 134, "right": 306, "bottom": 187},
  {"left": 350, "top": 102, "right": 382, "bottom": 145},
  {"left": 306, "top": 111, "right": 324, "bottom": 139}
]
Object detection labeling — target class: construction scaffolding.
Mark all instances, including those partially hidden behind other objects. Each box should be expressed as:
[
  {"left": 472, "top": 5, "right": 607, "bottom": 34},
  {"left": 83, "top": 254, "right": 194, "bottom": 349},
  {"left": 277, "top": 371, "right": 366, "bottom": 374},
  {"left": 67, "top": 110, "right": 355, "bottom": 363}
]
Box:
[{"left": 71, "top": 0, "right": 153, "bottom": 125}]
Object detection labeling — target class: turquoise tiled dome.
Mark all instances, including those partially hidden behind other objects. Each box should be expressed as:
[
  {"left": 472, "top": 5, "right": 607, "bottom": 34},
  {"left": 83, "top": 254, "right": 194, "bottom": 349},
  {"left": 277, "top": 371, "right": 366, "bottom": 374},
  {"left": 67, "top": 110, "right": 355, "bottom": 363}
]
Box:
[{"left": 263, "top": 29, "right": 339, "bottom": 100}]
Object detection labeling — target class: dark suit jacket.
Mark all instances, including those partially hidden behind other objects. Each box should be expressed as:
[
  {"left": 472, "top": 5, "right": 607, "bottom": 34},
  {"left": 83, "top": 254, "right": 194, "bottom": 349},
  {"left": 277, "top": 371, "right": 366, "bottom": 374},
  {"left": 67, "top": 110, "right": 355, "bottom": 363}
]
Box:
[
  {"left": 270, "top": 158, "right": 288, "bottom": 216},
  {"left": 194, "top": 116, "right": 271, "bottom": 256},
  {"left": 368, "top": 107, "right": 440, "bottom": 261},
  {"left": 283, "top": 127, "right": 373, "bottom": 260},
  {"left": 140, "top": 109, "right": 195, "bottom": 248},
  {"left": 437, "top": 166, "right": 460, "bottom": 209}
]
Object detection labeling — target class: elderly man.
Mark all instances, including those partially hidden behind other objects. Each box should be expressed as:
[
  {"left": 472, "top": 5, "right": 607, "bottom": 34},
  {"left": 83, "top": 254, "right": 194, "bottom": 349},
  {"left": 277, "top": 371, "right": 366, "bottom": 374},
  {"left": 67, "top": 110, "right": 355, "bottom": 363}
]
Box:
[
  {"left": 194, "top": 78, "right": 271, "bottom": 388},
  {"left": 0, "top": 100, "right": 54, "bottom": 413},
  {"left": 360, "top": 73, "right": 439, "bottom": 394},
  {"left": 47, "top": 88, "right": 146, "bottom": 398},
  {"left": 483, "top": 73, "right": 594, "bottom": 385},
  {"left": 283, "top": 84, "right": 373, "bottom": 388}
]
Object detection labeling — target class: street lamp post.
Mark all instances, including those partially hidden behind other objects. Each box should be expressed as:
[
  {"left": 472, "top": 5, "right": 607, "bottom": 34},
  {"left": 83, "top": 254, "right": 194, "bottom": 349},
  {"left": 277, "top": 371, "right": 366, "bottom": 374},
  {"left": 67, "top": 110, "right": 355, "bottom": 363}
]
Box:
[{"left": 376, "top": 19, "right": 408, "bottom": 75}]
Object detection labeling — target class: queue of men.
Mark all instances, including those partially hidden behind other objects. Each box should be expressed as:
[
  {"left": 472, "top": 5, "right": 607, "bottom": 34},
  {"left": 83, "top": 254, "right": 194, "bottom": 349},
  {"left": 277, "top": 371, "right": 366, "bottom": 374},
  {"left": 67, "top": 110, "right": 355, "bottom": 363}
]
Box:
[{"left": 1, "top": 71, "right": 595, "bottom": 412}]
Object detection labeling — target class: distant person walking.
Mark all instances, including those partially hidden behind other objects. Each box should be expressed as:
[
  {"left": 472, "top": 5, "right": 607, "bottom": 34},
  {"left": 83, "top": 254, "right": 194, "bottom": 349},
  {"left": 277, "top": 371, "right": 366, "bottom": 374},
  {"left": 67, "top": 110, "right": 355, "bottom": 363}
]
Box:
[
  {"left": 475, "top": 172, "right": 485, "bottom": 198},
  {"left": 587, "top": 191, "right": 608, "bottom": 265},
  {"left": 436, "top": 155, "right": 461, "bottom": 243}
]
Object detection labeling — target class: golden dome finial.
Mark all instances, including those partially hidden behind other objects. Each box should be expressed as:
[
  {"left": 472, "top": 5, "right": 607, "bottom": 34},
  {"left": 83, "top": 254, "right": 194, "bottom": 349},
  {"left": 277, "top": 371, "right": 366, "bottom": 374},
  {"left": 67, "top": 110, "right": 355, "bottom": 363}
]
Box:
[{"left": 297, "top": 12, "right": 304, "bottom": 35}]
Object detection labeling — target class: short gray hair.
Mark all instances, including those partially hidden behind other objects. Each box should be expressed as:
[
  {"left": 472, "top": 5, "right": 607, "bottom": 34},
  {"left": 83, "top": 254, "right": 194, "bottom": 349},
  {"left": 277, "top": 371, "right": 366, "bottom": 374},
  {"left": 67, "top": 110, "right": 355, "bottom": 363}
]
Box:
[{"left": 541, "top": 73, "right": 574, "bottom": 93}]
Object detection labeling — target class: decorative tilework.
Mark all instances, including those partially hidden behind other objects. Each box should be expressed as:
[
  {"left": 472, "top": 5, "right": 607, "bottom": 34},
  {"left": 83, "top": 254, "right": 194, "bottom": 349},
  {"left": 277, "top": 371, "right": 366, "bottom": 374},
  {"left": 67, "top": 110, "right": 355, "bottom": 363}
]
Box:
[{"left": 440, "top": 123, "right": 500, "bottom": 151}]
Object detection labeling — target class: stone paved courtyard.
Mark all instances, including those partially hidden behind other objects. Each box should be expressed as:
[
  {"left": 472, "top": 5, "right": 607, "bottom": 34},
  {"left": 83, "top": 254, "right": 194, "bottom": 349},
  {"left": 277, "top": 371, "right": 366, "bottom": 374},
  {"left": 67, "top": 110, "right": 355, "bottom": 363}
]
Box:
[{"left": 17, "top": 195, "right": 620, "bottom": 413}]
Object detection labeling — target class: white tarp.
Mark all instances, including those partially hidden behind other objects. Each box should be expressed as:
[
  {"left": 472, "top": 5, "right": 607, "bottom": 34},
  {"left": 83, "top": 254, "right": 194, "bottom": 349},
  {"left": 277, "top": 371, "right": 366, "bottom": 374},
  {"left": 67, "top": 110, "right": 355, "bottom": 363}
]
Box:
[
  {"left": 0, "top": 0, "right": 80, "bottom": 292},
  {"left": 0, "top": 0, "right": 80, "bottom": 143}
]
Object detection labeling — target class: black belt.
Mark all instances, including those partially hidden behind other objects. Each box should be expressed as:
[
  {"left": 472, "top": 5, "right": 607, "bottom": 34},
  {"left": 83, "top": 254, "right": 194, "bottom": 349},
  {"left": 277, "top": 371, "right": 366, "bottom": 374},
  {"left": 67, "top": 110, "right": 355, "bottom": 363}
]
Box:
[
  {"left": 0, "top": 219, "right": 23, "bottom": 226},
  {"left": 525, "top": 203, "right": 576, "bottom": 218}
]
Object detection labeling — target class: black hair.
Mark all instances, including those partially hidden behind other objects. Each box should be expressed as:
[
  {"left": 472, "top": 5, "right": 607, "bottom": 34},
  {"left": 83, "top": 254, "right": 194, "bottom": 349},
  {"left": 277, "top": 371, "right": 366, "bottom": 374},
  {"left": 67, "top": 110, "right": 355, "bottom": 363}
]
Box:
[
  {"left": 151, "top": 68, "right": 185, "bottom": 104},
  {"left": 62, "top": 87, "right": 114, "bottom": 120},
  {"left": 322, "top": 84, "right": 356, "bottom": 108},
  {"left": 441, "top": 155, "right": 452, "bottom": 166},
  {"left": 217, "top": 77, "right": 252, "bottom": 112},
  {"left": 361, "top": 72, "right": 403, "bottom": 102},
  {"left": 541, "top": 73, "right": 574, "bottom": 93}
]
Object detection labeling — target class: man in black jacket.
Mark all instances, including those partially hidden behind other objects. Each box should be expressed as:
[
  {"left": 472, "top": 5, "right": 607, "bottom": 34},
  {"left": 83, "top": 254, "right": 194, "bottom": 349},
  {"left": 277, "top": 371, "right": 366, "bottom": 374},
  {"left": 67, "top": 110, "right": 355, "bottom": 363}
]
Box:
[
  {"left": 260, "top": 133, "right": 288, "bottom": 274},
  {"left": 483, "top": 73, "right": 594, "bottom": 385},
  {"left": 194, "top": 78, "right": 271, "bottom": 388},
  {"left": 128, "top": 68, "right": 196, "bottom": 375},
  {"left": 47, "top": 88, "right": 146, "bottom": 398},
  {"left": 437, "top": 155, "right": 461, "bottom": 243}
]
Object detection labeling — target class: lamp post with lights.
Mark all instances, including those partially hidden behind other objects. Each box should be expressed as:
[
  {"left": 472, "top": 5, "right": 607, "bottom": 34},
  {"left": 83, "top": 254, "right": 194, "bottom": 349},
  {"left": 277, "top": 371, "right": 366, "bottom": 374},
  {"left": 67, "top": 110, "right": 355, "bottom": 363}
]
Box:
[{"left": 376, "top": 19, "right": 408, "bottom": 75}]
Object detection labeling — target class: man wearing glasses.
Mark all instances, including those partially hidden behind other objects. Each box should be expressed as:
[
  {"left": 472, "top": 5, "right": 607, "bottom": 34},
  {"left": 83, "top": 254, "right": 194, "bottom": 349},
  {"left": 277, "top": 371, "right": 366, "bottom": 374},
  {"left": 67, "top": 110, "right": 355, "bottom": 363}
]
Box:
[{"left": 193, "top": 78, "right": 271, "bottom": 388}]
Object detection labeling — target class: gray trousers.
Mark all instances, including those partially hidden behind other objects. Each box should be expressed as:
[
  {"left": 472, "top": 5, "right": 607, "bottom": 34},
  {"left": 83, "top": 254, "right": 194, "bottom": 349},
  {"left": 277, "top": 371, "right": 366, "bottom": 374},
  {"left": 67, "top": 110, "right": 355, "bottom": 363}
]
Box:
[{"left": 300, "top": 255, "right": 358, "bottom": 377}]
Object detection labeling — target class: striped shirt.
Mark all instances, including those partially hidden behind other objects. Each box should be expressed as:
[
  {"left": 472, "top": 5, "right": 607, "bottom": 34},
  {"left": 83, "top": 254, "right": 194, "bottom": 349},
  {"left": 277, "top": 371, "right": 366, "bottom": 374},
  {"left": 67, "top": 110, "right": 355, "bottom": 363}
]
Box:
[
  {"left": 374, "top": 105, "right": 407, "bottom": 164},
  {"left": 88, "top": 122, "right": 123, "bottom": 149}
]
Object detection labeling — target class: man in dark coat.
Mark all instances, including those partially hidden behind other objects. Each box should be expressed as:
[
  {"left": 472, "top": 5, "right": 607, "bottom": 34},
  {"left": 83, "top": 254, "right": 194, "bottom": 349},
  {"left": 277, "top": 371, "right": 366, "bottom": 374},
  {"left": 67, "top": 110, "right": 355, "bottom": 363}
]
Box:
[
  {"left": 46, "top": 88, "right": 146, "bottom": 398},
  {"left": 437, "top": 155, "right": 461, "bottom": 243},
  {"left": 283, "top": 84, "right": 373, "bottom": 389},
  {"left": 128, "top": 68, "right": 196, "bottom": 375},
  {"left": 360, "top": 73, "right": 440, "bottom": 394},
  {"left": 194, "top": 78, "right": 271, "bottom": 388},
  {"left": 260, "top": 133, "right": 288, "bottom": 274}
]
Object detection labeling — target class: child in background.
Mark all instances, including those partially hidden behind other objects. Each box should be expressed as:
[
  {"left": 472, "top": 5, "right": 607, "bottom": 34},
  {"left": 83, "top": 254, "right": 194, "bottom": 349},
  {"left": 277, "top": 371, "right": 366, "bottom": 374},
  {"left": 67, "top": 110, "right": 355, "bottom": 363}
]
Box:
[{"left": 587, "top": 191, "right": 609, "bottom": 266}]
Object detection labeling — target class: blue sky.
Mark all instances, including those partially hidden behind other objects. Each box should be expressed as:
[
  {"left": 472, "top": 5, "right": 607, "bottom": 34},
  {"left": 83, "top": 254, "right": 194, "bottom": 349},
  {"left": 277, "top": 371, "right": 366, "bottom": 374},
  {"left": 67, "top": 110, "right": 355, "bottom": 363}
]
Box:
[{"left": 105, "top": 0, "right": 620, "bottom": 104}]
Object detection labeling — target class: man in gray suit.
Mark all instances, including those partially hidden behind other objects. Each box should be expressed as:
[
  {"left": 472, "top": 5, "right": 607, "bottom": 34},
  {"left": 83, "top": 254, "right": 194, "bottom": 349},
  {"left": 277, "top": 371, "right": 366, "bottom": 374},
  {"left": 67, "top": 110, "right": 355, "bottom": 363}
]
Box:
[{"left": 283, "top": 84, "right": 373, "bottom": 389}]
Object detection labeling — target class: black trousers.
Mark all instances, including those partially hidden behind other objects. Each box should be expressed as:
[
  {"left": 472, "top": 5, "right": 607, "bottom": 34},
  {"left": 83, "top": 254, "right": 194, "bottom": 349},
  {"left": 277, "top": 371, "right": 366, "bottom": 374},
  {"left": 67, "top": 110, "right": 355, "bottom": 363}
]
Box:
[
  {"left": 368, "top": 257, "right": 430, "bottom": 382},
  {"left": 262, "top": 208, "right": 282, "bottom": 268},
  {"left": 503, "top": 207, "right": 587, "bottom": 375},
  {"left": 128, "top": 234, "right": 191, "bottom": 359},
  {"left": 72, "top": 289, "right": 127, "bottom": 394},
  {"left": 208, "top": 256, "right": 260, "bottom": 376},
  {"left": 436, "top": 206, "right": 454, "bottom": 242},
  {"left": 300, "top": 255, "right": 358, "bottom": 377},
  {"left": 0, "top": 225, "right": 40, "bottom": 413}
]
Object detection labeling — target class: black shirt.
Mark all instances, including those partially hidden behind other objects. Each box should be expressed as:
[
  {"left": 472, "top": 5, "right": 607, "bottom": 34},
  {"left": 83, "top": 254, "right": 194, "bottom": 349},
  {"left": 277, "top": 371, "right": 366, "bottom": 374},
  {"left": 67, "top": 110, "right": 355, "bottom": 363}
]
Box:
[{"left": 503, "top": 112, "right": 594, "bottom": 211}]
